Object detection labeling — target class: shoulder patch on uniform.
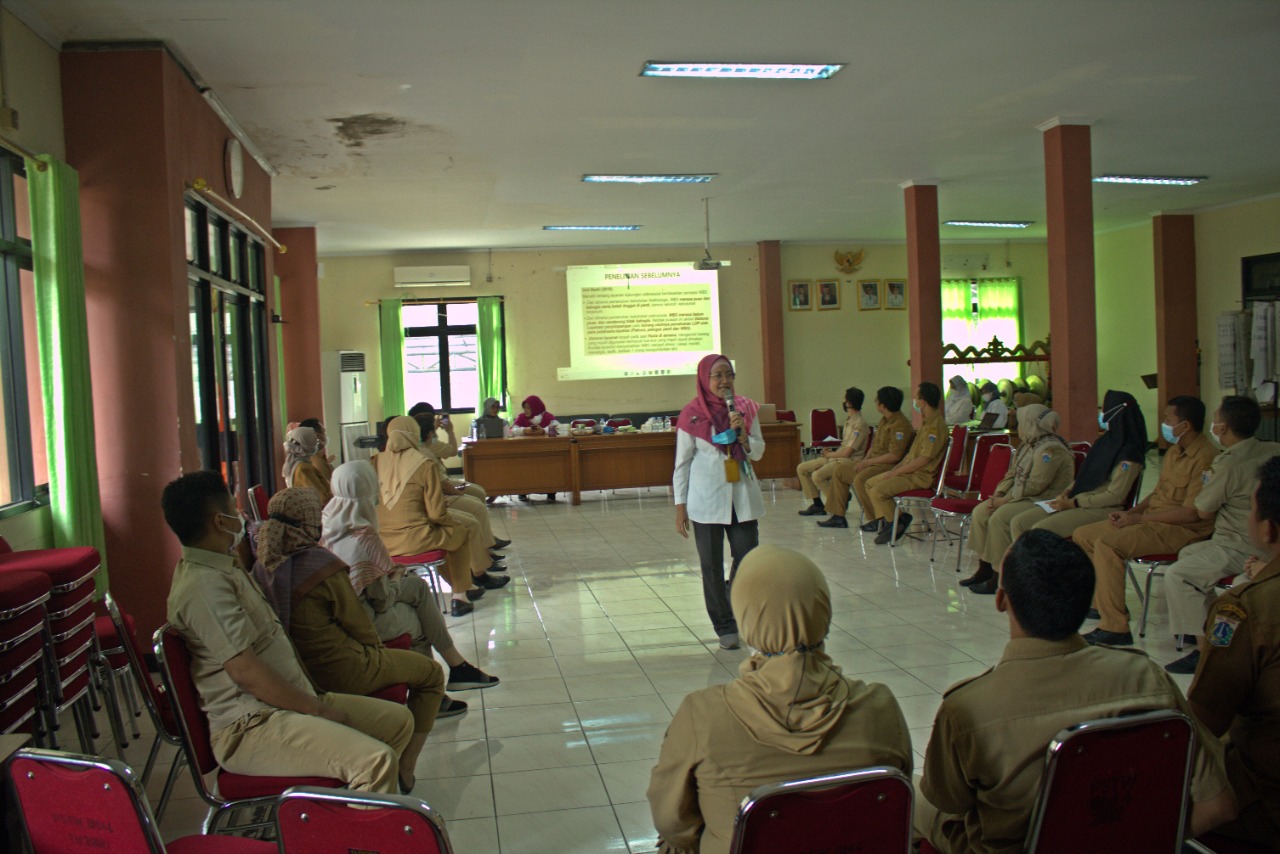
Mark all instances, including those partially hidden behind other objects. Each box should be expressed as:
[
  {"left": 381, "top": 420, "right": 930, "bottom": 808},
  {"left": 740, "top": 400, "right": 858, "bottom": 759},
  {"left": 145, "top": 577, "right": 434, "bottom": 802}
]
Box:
[{"left": 1209, "top": 603, "right": 1247, "bottom": 648}]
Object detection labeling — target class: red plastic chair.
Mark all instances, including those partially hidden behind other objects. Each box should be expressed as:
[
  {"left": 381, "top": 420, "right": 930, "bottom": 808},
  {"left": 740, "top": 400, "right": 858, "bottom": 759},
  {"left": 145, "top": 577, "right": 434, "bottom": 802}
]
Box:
[
  {"left": 276, "top": 785, "right": 454, "bottom": 853},
  {"left": 1024, "top": 710, "right": 1195, "bottom": 853},
  {"left": 889, "top": 435, "right": 957, "bottom": 548},
  {"left": 729, "top": 766, "right": 913, "bottom": 854},
  {"left": 154, "top": 625, "right": 344, "bottom": 835},
  {"left": 8, "top": 747, "right": 275, "bottom": 853},
  {"left": 391, "top": 550, "right": 450, "bottom": 614},
  {"left": 246, "top": 485, "right": 269, "bottom": 522},
  {"left": 929, "top": 443, "right": 1014, "bottom": 571}
]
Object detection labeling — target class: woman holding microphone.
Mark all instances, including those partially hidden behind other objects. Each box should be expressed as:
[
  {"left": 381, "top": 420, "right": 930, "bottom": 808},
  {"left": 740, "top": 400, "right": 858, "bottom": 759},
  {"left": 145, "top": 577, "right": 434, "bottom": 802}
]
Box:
[{"left": 673, "top": 354, "right": 766, "bottom": 650}]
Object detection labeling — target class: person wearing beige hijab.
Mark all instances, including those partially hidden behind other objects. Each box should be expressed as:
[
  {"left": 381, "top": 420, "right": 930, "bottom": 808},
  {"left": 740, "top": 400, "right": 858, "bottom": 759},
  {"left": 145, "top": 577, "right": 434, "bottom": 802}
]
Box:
[
  {"left": 647, "top": 545, "right": 912, "bottom": 854},
  {"left": 961, "top": 404, "right": 1074, "bottom": 594},
  {"left": 372, "top": 416, "right": 509, "bottom": 617}
]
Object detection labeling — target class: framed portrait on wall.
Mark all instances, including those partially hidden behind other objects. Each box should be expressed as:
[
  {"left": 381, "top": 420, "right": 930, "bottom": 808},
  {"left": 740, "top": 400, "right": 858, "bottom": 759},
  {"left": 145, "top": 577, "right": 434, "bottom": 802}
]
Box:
[
  {"left": 788, "top": 280, "right": 812, "bottom": 311},
  {"left": 856, "top": 279, "right": 881, "bottom": 311},
  {"left": 885, "top": 279, "right": 907, "bottom": 309},
  {"left": 817, "top": 279, "right": 840, "bottom": 310}
]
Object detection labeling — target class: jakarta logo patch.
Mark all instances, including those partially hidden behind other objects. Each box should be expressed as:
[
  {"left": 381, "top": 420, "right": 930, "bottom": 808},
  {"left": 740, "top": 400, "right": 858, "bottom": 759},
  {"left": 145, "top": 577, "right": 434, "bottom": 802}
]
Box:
[{"left": 1209, "top": 604, "right": 1247, "bottom": 648}]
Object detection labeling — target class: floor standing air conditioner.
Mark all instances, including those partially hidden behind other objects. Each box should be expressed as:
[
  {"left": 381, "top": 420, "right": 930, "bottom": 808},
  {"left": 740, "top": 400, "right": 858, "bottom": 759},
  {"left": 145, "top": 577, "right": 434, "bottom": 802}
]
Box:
[{"left": 338, "top": 350, "right": 370, "bottom": 463}]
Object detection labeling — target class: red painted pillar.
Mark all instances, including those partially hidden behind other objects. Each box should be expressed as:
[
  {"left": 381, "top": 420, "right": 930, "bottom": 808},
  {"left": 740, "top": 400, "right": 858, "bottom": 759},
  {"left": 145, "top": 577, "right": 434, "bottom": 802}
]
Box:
[
  {"left": 1042, "top": 122, "right": 1098, "bottom": 441},
  {"left": 758, "top": 240, "right": 785, "bottom": 406},
  {"left": 272, "top": 227, "right": 324, "bottom": 425},
  {"left": 904, "top": 182, "right": 942, "bottom": 418},
  {"left": 1153, "top": 214, "right": 1199, "bottom": 407}
]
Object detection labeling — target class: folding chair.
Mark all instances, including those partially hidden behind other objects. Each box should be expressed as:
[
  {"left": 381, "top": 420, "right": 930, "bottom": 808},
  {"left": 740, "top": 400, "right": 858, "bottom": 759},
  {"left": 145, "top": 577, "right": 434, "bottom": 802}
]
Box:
[
  {"left": 729, "top": 766, "right": 913, "bottom": 854},
  {"left": 1024, "top": 709, "right": 1195, "bottom": 853},
  {"left": 7, "top": 747, "right": 274, "bottom": 853},
  {"left": 276, "top": 785, "right": 454, "bottom": 853},
  {"left": 889, "top": 436, "right": 956, "bottom": 548},
  {"left": 154, "top": 625, "right": 344, "bottom": 835},
  {"left": 929, "top": 443, "right": 1013, "bottom": 571}
]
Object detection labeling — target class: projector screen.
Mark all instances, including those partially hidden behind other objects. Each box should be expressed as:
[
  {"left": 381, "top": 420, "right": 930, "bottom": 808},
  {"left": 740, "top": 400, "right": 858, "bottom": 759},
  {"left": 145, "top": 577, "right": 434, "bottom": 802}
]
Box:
[{"left": 558, "top": 263, "right": 721, "bottom": 381}]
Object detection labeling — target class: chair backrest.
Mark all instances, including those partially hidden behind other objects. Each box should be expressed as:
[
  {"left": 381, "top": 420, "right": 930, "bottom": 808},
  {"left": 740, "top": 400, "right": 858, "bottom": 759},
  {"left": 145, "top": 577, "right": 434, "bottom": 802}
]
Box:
[
  {"left": 247, "top": 485, "right": 269, "bottom": 523},
  {"left": 809, "top": 408, "right": 838, "bottom": 444},
  {"left": 154, "top": 625, "right": 220, "bottom": 778},
  {"left": 104, "top": 593, "right": 174, "bottom": 738},
  {"left": 965, "top": 433, "right": 1007, "bottom": 493},
  {"left": 946, "top": 425, "right": 969, "bottom": 474},
  {"left": 1025, "top": 709, "right": 1195, "bottom": 854},
  {"left": 977, "top": 444, "right": 1014, "bottom": 500},
  {"left": 730, "top": 766, "right": 913, "bottom": 854},
  {"left": 277, "top": 785, "right": 452, "bottom": 854},
  {"left": 8, "top": 747, "right": 165, "bottom": 853}
]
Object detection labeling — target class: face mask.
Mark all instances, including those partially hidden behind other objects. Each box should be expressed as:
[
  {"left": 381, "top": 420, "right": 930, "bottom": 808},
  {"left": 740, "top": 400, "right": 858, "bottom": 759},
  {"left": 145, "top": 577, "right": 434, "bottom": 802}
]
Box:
[
  {"left": 220, "top": 513, "right": 245, "bottom": 550},
  {"left": 1161, "top": 422, "right": 1180, "bottom": 444}
]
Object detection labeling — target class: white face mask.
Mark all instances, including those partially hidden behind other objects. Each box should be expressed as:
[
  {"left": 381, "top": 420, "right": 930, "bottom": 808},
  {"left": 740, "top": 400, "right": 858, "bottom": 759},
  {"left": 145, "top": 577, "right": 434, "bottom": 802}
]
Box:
[{"left": 220, "top": 513, "right": 245, "bottom": 551}]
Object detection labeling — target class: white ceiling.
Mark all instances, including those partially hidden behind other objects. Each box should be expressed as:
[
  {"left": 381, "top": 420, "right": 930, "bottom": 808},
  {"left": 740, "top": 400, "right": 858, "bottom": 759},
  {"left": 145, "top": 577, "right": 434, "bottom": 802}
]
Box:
[{"left": 13, "top": 0, "right": 1280, "bottom": 254}]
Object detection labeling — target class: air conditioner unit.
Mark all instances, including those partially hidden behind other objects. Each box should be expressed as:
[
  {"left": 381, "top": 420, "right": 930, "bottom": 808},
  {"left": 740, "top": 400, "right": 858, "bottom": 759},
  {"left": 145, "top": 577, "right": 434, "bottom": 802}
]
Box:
[{"left": 393, "top": 265, "right": 472, "bottom": 288}]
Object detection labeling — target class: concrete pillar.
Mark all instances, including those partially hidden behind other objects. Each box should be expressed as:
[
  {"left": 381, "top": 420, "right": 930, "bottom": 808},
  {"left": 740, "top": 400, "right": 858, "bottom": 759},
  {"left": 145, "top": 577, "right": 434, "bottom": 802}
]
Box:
[
  {"left": 904, "top": 182, "right": 942, "bottom": 417},
  {"left": 1153, "top": 214, "right": 1199, "bottom": 407},
  {"left": 758, "top": 239, "right": 785, "bottom": 406}
]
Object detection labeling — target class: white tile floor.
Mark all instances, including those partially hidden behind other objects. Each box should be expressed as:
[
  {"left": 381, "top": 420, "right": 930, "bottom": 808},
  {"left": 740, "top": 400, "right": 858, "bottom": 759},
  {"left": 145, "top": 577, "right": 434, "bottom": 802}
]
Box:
[{"left": 100, "top": 453, "right": 1193, "bottom": 853}]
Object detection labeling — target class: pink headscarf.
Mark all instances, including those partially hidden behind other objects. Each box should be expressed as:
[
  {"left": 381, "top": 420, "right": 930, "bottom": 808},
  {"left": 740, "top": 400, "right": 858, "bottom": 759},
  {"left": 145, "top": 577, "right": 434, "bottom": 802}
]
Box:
[
  {"left": 514, "top": 395, "right": 555, "bottom": 428},
  {"left": 677, "top": 354, "right": 759, "bottom": 461}
]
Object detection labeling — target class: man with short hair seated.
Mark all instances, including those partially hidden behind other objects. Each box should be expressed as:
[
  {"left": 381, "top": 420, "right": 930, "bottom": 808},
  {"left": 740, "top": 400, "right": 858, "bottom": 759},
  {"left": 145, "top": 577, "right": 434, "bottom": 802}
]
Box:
[
  {"left": 796, "top": 386, "right": 870, "bottom": 519},
  {"left": 864, "top": 382, "right": 948, "bottom": 544},
  {"left": 162, "top": 471, "right": 414, "bottom": 793},
  {"left": 1188, "top": 454, "right": 1280, "bottom": 850},
  {"left": 914, "top": 529, "right": 1235, "bottom": 853}
]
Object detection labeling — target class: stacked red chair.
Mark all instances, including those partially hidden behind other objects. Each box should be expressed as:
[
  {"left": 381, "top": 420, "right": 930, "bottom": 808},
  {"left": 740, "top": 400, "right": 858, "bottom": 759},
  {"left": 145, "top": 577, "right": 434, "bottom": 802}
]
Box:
[{"left": 0, "top": 570, "right": 51, "bottom": 737}]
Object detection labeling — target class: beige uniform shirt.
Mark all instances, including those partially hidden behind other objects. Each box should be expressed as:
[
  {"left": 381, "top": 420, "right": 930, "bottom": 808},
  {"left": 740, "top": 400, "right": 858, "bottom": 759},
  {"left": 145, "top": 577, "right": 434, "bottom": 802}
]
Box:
[
  {"left": 869, "top": 410, "right": 915, "bottom": 463},
  {"left": 649, "top": 678, "right": 912, "bottom": 854},
  {"left": 1072, "top": 460, "right": 1144, "bottom": 510},
  {"left": 921, "top": 635, "right": 1228, "bottom": 854},
  {"left": 995, "top": 442, "right": 1074, "bottom": 502},
  {"left": 839, "top": 412, "right": 870, "bottom": 460},
  {"left": 166, "top": 546, "right": 317, "bottom": 734},
  {"left": 1195, "top": 437, "right": 1280, "bottom": 545}
]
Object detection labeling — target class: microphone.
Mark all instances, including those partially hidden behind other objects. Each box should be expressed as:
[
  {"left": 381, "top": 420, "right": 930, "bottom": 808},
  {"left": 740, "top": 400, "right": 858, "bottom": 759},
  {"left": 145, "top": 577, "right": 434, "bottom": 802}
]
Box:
[{"left": 723, "top": 388, "right": 742, "bottom": 440}]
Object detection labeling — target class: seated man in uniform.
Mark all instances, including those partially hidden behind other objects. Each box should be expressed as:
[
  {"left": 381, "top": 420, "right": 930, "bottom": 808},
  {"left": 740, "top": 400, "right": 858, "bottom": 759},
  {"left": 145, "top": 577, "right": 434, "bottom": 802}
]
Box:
[
  {"left": 865, "top": 382, "right": 948, "bottom": 544},
  {"left": 824, "top": 386, "right": 914, "bottom": 530},
  {"left": 796, "top": 386, "right": 870, "bottom": 519},
  {"left": 1073, "top": 395, "right": 1218, "bottom": 647},
  {"left": 915, "top": 529, "right": 1235, "bottom": 853},
  {"left": 1164, "top": 396, "right": 1280, "bottom": 673},
  {"left": 162, "top": 470, "right": 414, "bottom": 793},
  {"left": 1188, "top": 454, "right": 1280, "bottom": 850}
]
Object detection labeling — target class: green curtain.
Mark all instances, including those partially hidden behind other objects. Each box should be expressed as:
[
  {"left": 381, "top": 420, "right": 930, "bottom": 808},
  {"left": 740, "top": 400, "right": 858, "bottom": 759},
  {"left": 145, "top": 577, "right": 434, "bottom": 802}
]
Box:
[
  {"left": 378, "top": 299, "right": 406, "bottom": 417},
  {"left": 27, "top": 155, "right": 109, "bottom": 591},
  {"left": 476, "top": 296, "right": 505, "bottom": 407}
]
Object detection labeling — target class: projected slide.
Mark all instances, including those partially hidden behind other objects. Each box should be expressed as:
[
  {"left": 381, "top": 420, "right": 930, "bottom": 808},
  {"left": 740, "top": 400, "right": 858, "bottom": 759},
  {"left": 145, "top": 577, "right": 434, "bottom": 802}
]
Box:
[{"left": 558, "top": 263, "right": 721, "bottom": 381}]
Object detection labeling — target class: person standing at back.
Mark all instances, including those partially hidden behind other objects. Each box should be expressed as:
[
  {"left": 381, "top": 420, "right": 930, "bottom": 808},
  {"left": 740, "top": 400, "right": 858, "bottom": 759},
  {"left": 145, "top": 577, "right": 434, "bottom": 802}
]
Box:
[{"left": 673, "top": 354, "right": 765, "bottom": 650}]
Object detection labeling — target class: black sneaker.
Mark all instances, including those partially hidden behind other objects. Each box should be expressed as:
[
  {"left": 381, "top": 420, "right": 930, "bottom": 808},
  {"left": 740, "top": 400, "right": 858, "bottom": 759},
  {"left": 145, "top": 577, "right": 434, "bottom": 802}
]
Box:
[
  {"left": 892, "top": 513, "right": 913, "bottom": 541},
  {"left": 798, "top": 501, "right": 826, "bottom": 516},
  {"left": 859, "top": 519, "right": 881, "bottom": 533},
  {"left": 437, "top": 696, "right": 469, "bottom": 718},
  {"left": 817, "top": 515, "right": 848, "bottom": 529},
  {"left": 1165, "top": 649, "right": 1201, "bottom": 674},
  {"left": 1082, "top": 627, "right": 1134, "bottom": 647},
  {"left": 448, "top": 662, "right": 500, "bottom": 691},
  {"left": 450, "top": 599, "right": 475, "bottom": 617},
  {"left": 492, "top": 538, "right": 512, "bottom": 550},
  {"left": 874, "top": 521, "right": 893, "bottom": 545},
  {"left": 464, "top": 587, "right": 487, "bottom": 601},
  {"left": 476, "top": 572, "right": 511, "bottom": 590}
]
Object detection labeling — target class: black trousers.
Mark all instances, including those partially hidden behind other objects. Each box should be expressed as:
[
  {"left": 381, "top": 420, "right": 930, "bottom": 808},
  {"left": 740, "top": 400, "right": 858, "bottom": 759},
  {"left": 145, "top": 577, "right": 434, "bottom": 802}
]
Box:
[{"left": 691, "top": 515, "right": 759, "bottom": 637}]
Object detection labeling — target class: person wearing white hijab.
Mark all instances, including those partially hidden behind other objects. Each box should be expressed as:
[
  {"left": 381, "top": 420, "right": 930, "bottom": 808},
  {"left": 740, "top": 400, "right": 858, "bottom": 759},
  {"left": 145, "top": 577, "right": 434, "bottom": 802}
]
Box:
[
  {"left": 944, "top": 375, "right": 975, "bottom": 425},
  {"left": 282, "top": 426, "right": 332, "bottom": 504},
  {"left": 322, "top": 461, "right": 499, "bottom": 701},
  {"left": 647, "top": 545, "right": 912, "bottom": 854}
]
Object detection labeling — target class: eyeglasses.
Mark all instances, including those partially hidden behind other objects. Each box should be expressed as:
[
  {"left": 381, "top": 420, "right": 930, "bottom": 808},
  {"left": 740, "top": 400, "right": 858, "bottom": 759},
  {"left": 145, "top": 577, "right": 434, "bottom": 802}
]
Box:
[{"left": 709, "top": 371, "right": 736, "bottom": 381}]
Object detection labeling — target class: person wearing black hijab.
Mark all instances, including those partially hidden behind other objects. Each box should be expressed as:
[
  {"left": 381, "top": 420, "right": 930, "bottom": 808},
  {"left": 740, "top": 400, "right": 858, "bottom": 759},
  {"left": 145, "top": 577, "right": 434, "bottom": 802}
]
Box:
[{"left": 1005, "top": 390, "right": 1148, "bottom": 543}]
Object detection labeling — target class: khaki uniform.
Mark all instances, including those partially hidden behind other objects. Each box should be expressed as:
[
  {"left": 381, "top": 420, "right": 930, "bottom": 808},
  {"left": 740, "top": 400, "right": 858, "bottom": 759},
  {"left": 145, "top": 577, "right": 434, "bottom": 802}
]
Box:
[
  {"left": 839, "top": 411, "right": 914, "bottom": 519},
  {"left": 916, "top": 636, "right": 1228, "bottom": 854},
  {"left": 1007, "top": 460, "right": 1144, "bottom": 540},
  {"left": 166, "top": 546, "right": 413, "bottom": 793},
  {"left": 968, "top": 441, "right": 1075, "bottom": 565},
  {"left": 865, "top": 411, "right": 948, "bottom": 522},
  {"left": 648, "top": 679, "right": 912, "bottom": 854},
  {"left": 797, "top": 412, "right": 869, "bottom": 501},
  {"left": 1189, "top": 554, "right": 1280, "bottom": 849},
  {"left": 372, "top": 455, "right": 476, "bottom": 595},
  {"left": 1074, "top": 433, "right": 1219, "bottom": 633},
  {"left": 1164, "top": 437, "right": 1280, "bottom": 638}
]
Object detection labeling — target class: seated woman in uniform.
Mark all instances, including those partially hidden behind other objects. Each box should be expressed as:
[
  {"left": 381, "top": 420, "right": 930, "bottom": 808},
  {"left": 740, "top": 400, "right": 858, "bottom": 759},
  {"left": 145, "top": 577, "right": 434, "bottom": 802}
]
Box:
[
  {"left": 1006, "top": 389, "right": 1147, "bottom": 544},
  {"left": 373, "top": 415, "right": 507, "bottom": 617},
  {"left": 283, "top": 425, "right": 333, "bottom": 505},
  {"left": 647, "top": 545, "right": 913, "bottom": 854},
  {"left": 252, "top": 487, "right": 444, "bottom": 794},
  {"left": 322, "top": 460, "right": 499, "bottom": 716},
  {"left": 511, "top": 395, "right": 560, "bottom": 502},
  {"left": 960, "top": 404, "right": 1075, "bottom": 593}
]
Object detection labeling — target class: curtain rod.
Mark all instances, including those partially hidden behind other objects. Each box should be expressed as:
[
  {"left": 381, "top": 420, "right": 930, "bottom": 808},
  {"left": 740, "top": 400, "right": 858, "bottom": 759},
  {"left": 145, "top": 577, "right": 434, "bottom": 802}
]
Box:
[
  {"left": 0, "top": 134, "right": 48, "bottom": 170},
  {"left": 187, "top": 178, "right": 286, "bottom": 253}
]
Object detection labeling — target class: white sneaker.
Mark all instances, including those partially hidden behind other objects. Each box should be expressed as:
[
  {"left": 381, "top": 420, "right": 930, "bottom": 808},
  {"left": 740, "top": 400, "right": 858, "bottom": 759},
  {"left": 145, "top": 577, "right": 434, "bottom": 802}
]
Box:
[{"left": 718, "top": 633, "right": 740, "bottom": 650}]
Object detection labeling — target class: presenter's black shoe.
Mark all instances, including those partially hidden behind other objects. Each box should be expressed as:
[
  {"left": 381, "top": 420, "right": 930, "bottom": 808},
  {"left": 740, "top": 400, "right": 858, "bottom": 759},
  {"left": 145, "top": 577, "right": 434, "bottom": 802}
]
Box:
[
  {"left": 1082, "top": 627, "right": 1134, "bottom": 647},
  {"left": 959, "top": 562, "right": 994, "bottom": 588},
  {"left": 893, "top": 513, "right": 913, "bottom": 541},
  {"left": 477, "top": 572, "right": 511, "bottom": 590},
  {"left": 1085, "top": 608, "right": 1101, "bottom": 620},
  {"left": 437, "top": 696, "right": 469, "bottom": 718},
  {"left": 492, "top": 538, "right": 512, "bottom": 550},
  {"left": 465, "top": 587, "right": 487, "bottom": 602},
  {"left": 1165, "top": 650, "right": 1201, "bottom": 674},
  {"left": 450, "top": 599, "right": 475, "bottom": 617},
  {"left": 816, "top": 515, "right": 848, "bottom": 529},
  {"left": 798, "top": 500, "right": 826, "bottom": 516},
  {"left": 969, "top": 577, "right": 999, "bottom": 595},
  {"left": 873, "top": 521, "right": 893, "bottom": 545},
  {"left": 859, "top": 519, "right": 881, "bottom": 533},
  {"left": 448, "top": 662, "right": 499, "bottom": 691}
]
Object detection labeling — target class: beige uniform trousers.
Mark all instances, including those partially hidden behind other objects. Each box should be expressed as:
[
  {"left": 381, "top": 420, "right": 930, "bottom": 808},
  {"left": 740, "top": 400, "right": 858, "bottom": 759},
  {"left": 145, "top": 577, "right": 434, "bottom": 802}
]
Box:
[
  {"left": 1008, "top": 505, "right": 1111, "bottom": 540},
  {"left": 210, "top": 692, "right": 414, "bottom": 794},
  {"left": 1163, "top": 539, "right": 1254, "bottom": 638},
  {"left": 849, "top": 464, "right": 894, "bottom": 521},
  {"left": 866, "top": 470, "right": 934, "bottom": 522},
  {"left": 968, "top": 499, "right": 1040, "bottom": 566},
  {"left": 797, "top": 457, "right": 857, "bottom": 502},
  {"left": 1073, "top": 520, "right": 1207, "bottom": 634}
]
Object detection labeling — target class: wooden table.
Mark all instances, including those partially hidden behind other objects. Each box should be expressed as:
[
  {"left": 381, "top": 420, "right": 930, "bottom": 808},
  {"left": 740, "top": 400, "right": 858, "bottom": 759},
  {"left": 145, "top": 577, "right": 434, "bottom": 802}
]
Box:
[{"left": 461, "top": 422, "right": 803, "bottom": 505}]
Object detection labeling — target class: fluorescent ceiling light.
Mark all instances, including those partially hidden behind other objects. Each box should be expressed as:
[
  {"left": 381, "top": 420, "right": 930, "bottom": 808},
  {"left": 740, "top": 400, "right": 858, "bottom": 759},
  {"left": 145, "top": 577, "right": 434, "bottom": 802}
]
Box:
[
  {"left": 1093, "top": 175, "right": 1206, "bottom": 186},
  {"left": 583, "top": 174, "right": 716, "bottom": 184},
  {"left": 543, "top": 225, "right": 641, "bottom": 231},
  {"left": 641, "top": 62, "right": 844, "bottom": 80},
  {"left": 944, "top": 220, "right": 1033, "bottom": 229}
]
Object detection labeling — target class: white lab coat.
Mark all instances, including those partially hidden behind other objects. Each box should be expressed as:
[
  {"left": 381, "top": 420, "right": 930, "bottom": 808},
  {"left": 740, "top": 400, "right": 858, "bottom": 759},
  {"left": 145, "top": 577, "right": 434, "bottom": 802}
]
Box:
[{"left": 672, "top": 418, "right": 766, "bottom": 525}]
